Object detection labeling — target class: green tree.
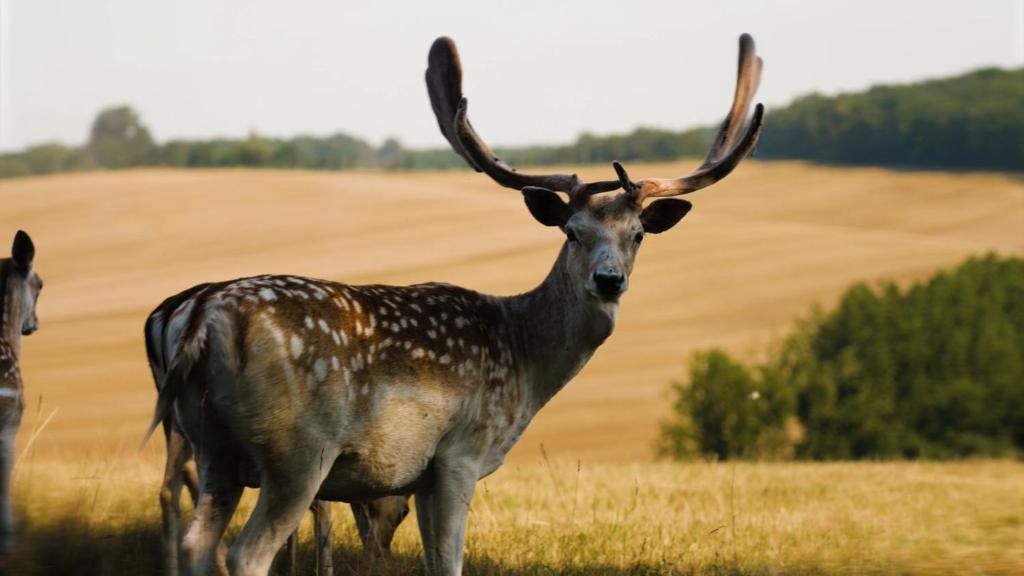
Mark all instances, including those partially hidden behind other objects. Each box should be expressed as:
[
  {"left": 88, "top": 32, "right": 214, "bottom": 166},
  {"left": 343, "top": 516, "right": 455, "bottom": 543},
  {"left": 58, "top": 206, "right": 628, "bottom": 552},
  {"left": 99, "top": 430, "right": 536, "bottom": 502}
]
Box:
[
  {"left": 659, "top": 349, "right": 796, "bottom": 460},
  {"left": 662, "top": 254, "right": 1024, "bottom": 461},
  {"left": 87, "top": 105, "right": 155, "bottom": 168}
]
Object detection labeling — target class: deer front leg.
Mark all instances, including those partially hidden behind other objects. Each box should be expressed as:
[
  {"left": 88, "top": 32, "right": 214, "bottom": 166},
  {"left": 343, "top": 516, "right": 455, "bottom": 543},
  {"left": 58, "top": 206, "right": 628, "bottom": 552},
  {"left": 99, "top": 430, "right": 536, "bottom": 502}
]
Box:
[
  {"left": 415, "top": 460, "right": 478, "bottom": 576},
  {"left": 0, "top": 423, "right": 18, "bottom": 555}
]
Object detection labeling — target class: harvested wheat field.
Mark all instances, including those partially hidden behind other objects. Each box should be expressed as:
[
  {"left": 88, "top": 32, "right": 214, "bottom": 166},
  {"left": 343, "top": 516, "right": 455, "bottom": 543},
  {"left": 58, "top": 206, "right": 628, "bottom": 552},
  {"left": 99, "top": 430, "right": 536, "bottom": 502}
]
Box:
[
  {"left": 1, "top": 161, "right": 1023, "bottom": 574},
  {"left": 2, "top": 161, "right": 1022, "bottom": 462}
]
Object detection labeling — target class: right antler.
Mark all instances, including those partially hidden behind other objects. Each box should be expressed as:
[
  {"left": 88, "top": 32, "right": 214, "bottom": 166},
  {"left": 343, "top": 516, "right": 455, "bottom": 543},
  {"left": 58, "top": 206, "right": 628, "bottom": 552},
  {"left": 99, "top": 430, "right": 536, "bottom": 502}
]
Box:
[
  {"left": 426, "top": 37, "right": 621, "bottom": 203},
  {"left": 614, "top": 34, "right": 765, "bottom": 202}
]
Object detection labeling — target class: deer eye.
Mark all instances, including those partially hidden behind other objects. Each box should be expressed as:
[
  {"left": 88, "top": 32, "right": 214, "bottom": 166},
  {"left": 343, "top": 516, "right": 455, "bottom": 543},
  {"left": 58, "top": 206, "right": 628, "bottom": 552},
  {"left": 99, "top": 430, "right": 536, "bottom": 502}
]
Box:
[
  {"left": 634, "top": 231, "right": 644, "bottom": 245},
  {"left": 566, "top": 229, "right": 578, "bottom": 243}
]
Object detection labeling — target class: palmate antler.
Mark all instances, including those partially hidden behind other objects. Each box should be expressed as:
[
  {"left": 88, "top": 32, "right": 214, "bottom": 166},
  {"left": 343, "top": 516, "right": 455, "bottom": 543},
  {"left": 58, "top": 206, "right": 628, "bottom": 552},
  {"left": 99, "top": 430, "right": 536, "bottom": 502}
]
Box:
[
  {"left": 426, "top": 37, "right": 622, "bottom": 204},
  {"left": 614, "top": 34, "right": 765, "bottom": 202}
]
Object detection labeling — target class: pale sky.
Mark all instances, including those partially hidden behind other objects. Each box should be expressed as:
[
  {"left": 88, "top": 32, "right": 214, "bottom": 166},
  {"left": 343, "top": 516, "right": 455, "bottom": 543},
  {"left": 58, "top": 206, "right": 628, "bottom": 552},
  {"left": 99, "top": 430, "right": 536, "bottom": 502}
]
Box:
[{"left": 0, "top": 0, "right": 1021, "bottom": 152}]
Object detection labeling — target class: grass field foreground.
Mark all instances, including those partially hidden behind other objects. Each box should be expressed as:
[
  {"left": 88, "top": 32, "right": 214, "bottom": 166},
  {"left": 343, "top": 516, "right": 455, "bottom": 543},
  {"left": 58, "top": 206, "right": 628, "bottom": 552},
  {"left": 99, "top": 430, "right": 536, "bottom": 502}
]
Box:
[{"left": 5, "top": 456, "right": 1022, "bottom": 575}]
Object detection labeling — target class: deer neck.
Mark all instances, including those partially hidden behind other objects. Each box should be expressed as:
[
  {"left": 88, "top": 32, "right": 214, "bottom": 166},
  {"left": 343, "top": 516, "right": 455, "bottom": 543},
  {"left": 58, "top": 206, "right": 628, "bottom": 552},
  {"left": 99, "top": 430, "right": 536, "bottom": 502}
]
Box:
[
  {"left": 501, "top": 242, "right": 617, "bottom": 412},
  {"left": 0, "top": 267, "right": 22, "bottom": 357}
]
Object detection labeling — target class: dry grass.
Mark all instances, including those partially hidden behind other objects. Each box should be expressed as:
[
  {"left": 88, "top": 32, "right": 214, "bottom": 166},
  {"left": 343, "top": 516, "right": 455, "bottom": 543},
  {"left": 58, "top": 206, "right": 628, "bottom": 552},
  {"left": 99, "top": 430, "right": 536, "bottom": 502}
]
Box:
[
  {"left": 0, "top": 162, "right": 1021, "bottom": 463},
  {"left": 4, "top": 456, "right": 1022, "bottom": 575},
  {"left": 0, "top": 163, "right": 1022, "bottom": 573}
]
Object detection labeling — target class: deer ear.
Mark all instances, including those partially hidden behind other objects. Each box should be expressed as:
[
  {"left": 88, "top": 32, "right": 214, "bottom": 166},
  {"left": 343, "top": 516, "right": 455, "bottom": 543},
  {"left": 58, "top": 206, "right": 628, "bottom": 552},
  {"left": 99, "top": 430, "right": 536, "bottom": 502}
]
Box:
[
  {"left": 522, "top": 187, "right": 571, "bottom": 227},
  {"left": 640, "top": 199, "right": 692, "bottom": 234},
  {"left": 12, "top": 230, "right": 34, "bottom": 273}
]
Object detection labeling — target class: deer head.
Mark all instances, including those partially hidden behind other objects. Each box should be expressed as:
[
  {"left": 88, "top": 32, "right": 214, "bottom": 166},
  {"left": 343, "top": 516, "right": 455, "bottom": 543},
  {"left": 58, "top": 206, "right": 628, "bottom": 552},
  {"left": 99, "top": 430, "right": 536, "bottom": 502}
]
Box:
[
  {"left": 426, "top": 35, "right": 763, "bottom": 305},
  {"left": 1, "top": 230, "right": 42, "bottom": 339}
]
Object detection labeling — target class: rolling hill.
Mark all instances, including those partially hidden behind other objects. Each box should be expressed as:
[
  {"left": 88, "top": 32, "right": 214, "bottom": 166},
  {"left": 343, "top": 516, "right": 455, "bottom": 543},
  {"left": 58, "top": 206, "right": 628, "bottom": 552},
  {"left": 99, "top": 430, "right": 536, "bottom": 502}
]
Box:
[{"left": 1, "top": 161, "right": 1021, "bottom": 463}]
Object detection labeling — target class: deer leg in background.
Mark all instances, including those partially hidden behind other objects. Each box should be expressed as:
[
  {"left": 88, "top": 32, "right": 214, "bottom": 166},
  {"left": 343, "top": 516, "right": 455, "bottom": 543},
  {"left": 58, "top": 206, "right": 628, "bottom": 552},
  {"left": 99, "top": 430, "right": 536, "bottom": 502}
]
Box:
[
  {"left": 352, "top": 495, "right": 410, "bottom": 558},
  {"left": 311, "top": 500, "right": 334, "bottom": 576},
  {"left": 281, "top": 533, "right": 297, "bottom": 575}
]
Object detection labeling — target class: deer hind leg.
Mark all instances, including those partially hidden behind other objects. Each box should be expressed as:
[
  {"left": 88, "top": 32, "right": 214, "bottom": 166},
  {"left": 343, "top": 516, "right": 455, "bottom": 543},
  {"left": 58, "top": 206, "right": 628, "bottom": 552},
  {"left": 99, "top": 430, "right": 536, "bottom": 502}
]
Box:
[
  {"left": 179, "top": 456, "right": 229, "bottom": 576},
  {"left": 352, "top": 495, "right": 410, "bottom": 558},
  {"left": 227, "top": 445, "right": 338, "bottom": 576},
  {"left": 0, "top": 421, "right": 19, "bottom": 555},
  {"left": 160, "top": 418, "right": 193, "bottom": 575},
  {"left": 180, "top": 454, "right": 241, "bottom": 576},
  {"left": 167, "top": 419, "right": 229, "bottom": 575},
  {"left": 178, "top": 406, "right": 243, "bottom": 576},
  {"left": 182, "top": 458, "right": 229, "bottom": 576}
]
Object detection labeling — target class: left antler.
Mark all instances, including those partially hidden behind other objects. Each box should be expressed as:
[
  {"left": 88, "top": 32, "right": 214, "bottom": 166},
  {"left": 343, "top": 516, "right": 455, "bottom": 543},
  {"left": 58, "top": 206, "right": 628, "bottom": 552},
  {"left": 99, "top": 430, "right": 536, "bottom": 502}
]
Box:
[
  {"left": 615, "top": 33, "right": 765, "bottom": 202},
  {"left": 426, "top": 37, "right": 621, "bottom": 203}
]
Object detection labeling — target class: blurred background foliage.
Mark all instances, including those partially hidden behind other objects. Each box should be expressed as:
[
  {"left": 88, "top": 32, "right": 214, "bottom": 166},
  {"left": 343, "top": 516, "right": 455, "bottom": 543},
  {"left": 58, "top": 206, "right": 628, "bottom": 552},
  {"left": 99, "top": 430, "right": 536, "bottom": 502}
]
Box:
[
  {"left": 2, "top": 66, "right": 1021, "bottom": 179},
  {"left": 659, "top": 254, "right": 1024, "bottom": 461}
]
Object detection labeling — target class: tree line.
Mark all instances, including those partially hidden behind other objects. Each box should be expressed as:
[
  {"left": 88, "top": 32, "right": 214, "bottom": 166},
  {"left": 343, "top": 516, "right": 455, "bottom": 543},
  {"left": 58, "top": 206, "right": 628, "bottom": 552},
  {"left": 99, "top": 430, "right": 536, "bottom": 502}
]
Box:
[
  {"left": 1, "top": 65, "right": 1021, "bottom": 179},
  {"left": 757, "top": 67, "right": 1024, "bottom": 170},
  {"left": 659, "top": 254, "right": 1024, "bottom": 461}
]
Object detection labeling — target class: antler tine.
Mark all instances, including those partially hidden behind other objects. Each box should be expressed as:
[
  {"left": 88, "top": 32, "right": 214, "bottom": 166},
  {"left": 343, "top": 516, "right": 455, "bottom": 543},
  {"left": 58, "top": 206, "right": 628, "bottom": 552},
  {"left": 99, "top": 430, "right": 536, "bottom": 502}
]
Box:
[
  {"left": 621, "top": 34, "right": 765, "bottom": 201},
  {"left": 426, "top": 37, "right": 477, "bottom": 171},
  {"left": 426, "top": 37, "right": 621, "bottom": 201},
  {"left": 612, "top": 161, "right": 637, "bottom": 195},
  {"left": 706, "top": 33, "right": 762, "bottom": 165}
]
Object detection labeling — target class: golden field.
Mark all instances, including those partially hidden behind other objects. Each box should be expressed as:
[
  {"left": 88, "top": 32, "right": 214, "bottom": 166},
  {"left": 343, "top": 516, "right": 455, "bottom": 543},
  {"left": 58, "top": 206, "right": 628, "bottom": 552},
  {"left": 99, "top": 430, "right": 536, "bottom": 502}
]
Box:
[
  {"left": 1, "top": 161, "right": 1021, "bottom": 462},
  {"left": 0, "top": 162, "right": 1023, "bottom": 574}
]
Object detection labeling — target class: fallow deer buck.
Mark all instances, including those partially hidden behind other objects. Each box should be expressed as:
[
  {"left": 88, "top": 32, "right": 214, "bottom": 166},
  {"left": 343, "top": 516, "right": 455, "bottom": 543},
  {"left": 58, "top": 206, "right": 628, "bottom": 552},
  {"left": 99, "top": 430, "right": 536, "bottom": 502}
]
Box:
[
  {"left": 144, "top": 33, "right": 763, "bottom": 575},
  {"left": 0, "top": 231, "right": 42, "bottom": 555},
  {"left": 147, "top": 290, "right": 411, "bottom": 575}
]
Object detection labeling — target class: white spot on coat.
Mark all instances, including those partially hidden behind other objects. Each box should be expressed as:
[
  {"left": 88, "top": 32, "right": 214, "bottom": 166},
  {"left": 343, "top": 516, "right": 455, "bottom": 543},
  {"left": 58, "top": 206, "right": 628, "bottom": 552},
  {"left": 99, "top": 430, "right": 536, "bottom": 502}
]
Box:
[{"left": 313, "top": 358, "right": 328, "bottom": 383}]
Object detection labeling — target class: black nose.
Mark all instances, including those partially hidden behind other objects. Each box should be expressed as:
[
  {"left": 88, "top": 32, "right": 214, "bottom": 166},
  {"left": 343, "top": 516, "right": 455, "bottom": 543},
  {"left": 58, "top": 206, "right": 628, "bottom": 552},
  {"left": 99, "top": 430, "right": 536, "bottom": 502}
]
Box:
[{"left": 593, "top": 270, "right": 625, "bottom": 297}]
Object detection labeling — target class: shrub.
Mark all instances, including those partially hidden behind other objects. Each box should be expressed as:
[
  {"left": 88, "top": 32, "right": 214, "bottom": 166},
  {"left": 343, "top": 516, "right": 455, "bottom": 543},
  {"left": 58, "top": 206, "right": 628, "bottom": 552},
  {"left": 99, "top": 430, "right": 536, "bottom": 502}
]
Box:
[{"left": 661, "top": 254, "right": 1024, "bottom": 460}]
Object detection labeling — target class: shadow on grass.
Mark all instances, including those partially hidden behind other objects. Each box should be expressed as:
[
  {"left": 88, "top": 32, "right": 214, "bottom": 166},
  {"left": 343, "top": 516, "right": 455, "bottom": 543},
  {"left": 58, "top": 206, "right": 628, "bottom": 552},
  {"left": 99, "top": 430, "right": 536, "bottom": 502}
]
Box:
[{"left": 0, "top": 512, "right": 829, "bottom": 576}]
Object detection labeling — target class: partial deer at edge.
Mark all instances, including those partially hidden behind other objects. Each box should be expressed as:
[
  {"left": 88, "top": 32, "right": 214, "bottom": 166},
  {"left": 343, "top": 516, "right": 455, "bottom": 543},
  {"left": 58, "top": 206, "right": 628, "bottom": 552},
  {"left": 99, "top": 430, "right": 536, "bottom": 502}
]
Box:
[{"left": 0, "top": 231, "right": 42, "bottom": 555}]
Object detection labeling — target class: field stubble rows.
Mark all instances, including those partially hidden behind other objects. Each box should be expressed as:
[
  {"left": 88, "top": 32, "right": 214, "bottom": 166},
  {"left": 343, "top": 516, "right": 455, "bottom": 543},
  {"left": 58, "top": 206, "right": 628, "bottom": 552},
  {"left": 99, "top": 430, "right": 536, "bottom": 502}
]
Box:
[{"left": 1, "top": 161, "right": 1021, "bottom": 462}]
